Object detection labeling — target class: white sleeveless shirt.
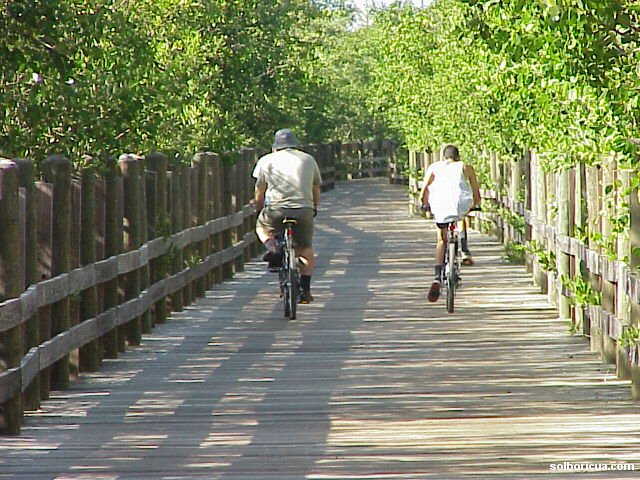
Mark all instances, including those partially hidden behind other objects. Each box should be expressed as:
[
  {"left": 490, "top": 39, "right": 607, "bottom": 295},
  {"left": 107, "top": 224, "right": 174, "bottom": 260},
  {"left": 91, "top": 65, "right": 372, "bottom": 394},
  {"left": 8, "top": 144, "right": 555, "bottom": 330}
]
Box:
[{"left": 423, "top": 160, "right": 473, "bottom": 223}]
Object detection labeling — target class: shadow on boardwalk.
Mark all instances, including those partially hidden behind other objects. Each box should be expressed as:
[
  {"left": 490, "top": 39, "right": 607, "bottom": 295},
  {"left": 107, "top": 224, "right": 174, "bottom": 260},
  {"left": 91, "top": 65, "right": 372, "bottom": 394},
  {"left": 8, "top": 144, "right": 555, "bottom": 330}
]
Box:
[{"left": 1, "top": 178, "right": 639, "bottom": 479}]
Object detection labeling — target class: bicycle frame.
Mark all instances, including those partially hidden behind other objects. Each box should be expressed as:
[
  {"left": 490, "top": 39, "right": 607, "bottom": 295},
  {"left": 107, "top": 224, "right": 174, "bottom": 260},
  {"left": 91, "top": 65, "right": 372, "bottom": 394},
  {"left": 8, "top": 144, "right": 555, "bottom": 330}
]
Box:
[
  {"left": 442, "top": 221, "right": 461, "bottom": 314},
  {"left": 278, "top": 218, "right": 300, "bottom": 319}
]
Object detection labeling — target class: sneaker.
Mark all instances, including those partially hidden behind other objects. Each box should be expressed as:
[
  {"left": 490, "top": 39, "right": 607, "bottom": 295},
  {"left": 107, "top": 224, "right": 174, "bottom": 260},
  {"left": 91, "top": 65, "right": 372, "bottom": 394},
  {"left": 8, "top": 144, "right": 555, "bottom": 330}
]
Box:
[
  {"left": 267, "top": 252, "right": 283, "bottom": 272},
  {"left": 427, "top": 281, "right": 441, "bottom": 302},
  {"left": 461, "top": 252, "right": 474, "bottom": 266},
  {"left": 299, "top": 289, "right": 314, "bottom": 304}
]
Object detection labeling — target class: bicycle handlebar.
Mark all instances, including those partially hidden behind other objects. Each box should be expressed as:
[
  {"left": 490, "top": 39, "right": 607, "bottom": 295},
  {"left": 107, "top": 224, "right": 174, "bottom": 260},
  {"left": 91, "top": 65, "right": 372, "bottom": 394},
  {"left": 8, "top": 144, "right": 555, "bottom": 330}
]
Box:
[{"left": 420, "top": 204, "right": 482, "bottom": 213}]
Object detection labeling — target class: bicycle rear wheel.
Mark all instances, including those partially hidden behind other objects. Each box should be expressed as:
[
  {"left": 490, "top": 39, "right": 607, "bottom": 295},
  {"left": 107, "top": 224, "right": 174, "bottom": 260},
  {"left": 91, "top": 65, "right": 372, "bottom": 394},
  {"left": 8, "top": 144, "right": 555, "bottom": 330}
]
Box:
[
  {"left": 287, "top": 243, "right": 298, "bottom": 320},
  {"left": 445, "top": 241, "right": 456, "bottom": 313}
]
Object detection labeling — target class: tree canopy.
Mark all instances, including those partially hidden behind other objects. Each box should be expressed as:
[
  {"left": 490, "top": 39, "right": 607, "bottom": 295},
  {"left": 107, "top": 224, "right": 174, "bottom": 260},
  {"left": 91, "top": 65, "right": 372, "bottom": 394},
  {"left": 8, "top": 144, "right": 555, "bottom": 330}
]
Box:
[
  {"left": 351, "top": 0, "right": 640, "bottom": 172},
  {"left": 3, "top": 0, "right": 640, "bottom": 174},
  {"left": 0, "top": 0, "right": 370, "bottom": 164}
]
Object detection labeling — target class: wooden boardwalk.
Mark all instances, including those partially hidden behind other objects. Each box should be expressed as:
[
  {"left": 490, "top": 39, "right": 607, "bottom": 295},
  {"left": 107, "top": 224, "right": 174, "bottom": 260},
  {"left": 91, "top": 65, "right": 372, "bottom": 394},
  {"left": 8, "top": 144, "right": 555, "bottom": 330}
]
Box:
[{"left": 2, "top": 178, "right": 640, "bottom": 479}]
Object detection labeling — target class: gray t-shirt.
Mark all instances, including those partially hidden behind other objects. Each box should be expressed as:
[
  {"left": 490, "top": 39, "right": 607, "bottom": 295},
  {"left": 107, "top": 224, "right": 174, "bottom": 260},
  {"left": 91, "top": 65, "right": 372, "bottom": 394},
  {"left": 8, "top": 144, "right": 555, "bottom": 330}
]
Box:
[{"left": 253, "top": 148, "right": 322, "bottom": 209}]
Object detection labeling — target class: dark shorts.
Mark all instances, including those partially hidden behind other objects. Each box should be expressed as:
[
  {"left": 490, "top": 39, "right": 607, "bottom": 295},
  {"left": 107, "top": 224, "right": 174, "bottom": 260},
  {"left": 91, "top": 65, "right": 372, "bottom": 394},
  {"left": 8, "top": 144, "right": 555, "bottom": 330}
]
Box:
[{"left": 257, "top": 207, "right": 314, "bottom": 247}]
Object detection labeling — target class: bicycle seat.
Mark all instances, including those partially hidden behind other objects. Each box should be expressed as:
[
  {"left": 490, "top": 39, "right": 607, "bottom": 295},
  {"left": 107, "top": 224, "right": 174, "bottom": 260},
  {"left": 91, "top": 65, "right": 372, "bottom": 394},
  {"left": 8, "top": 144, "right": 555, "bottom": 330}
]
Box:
[{"left": 282, "top": 217, "right": 297, "bottom": 225}]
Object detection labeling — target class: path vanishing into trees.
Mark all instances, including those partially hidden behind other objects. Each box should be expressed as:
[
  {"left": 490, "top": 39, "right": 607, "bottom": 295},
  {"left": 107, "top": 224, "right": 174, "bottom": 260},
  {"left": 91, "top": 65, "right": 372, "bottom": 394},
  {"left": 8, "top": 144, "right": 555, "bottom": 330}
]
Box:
[{"left": 1, "top": 178, "right": 640, "bottom": 479}]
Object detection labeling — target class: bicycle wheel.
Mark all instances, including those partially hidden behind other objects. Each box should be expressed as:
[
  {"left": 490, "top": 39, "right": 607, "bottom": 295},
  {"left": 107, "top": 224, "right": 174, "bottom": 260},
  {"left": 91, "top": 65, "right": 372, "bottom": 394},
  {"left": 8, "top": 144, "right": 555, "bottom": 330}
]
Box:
[
  {"left": 281, "top": 252, "right": 291, "bottom": 318},
  {"left": 446, "top": 240, "right": 456, "bottom": 313},
  {"left": 287, "top": 241, "right": 298, "bottom": 320}
]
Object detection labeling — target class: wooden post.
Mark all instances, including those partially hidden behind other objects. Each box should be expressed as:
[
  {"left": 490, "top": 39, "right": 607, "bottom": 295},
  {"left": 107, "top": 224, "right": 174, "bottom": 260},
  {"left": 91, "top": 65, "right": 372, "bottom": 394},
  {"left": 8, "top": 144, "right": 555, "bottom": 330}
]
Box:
[
  {"left": 203, "top": 153, "right": 216, "bottom": 289},
  {"left": 332, "top": 141, "right": 338, "bottom": 189},
  {"left": 240, "top": 150, "right": 252, "bottom": 263},
  {"left": 144, "top": 169, "right": 157, "bottom": 327},
  {"left": 601, "top": 158, "right": 617, "bottom": 365},
  {"left": 530, "top": 152, "right": 548, "bottom": 292},
  {"left": 557, "top": 168, "right": 572, "bottom": 322},
  {"left": 118, "top": 154, "right": 143, "bottom": 346},
  {"left": 222, "top": 162, "right": 234, "bottom": 280},
  {"left": 522, "top": 151, "right": 533, "bottom": 273},
  {"left": 78, "top": 165, "right": 101, "bottom": 371},
  {"left": 43, "top": 155, "right": 72, "bottom": 391},
  {"left": 408, "top": 150, "right": 418, "bottom": 216},
  {"left": 233, "top": 159, "right": 244, "bottom": 273},
  {"left": 181, "top": 164, "right": 193, "bottom": 305},
  {"left": 36, "top": 181, "right": 52, "bottom": 399},
  {"left": 490, "top": 152, "right": 504, "bottom": 242},
  {"left": 585, "top": 165, "right": 602, "bottom": 354},
  {"left": 245, "top": 149, "right": 259, "bottom": 259},
  {"left": 102, "top": 157, "right": 120, "bottom": 358},
  {"left": 545, "top": 168, "right": 557, "bottom": 305},
  {"left": 193, "top": 153, "right": 209, "bottom": 298},
  {"left": 69, "top": 177, "right": 81, "bottom": 380},
  {"left": 146, "top": 152, "right": 169, "bottom": 324},
  {"left": 138, "top": 158, "right": 152, "bottom": 334},
  {"left": 489, "top": 152, "right": 498, "bottom": 191},
  {"left": 574, "top": 162, "right": 589, "bottom": 336},
  {"left": 616, "top": 170, "right": 632, "bottom": 380},
  {"left": 503, "top": 156, "right": 514, "bottom": 245},
  {"left": 211, "top": 154, "right": 224, "bottom": 284},
  {"left": 169, "top": 166, "right": 184, "bottom": 312},
  {"left": 629, "top": 175, "right": 640, "bottom": 399},
  {"left": 0, "top": 159, "right": 23, "bottom": 433},
  {"left": 15, "top": 158, "right": 40, "bottom": 410}
]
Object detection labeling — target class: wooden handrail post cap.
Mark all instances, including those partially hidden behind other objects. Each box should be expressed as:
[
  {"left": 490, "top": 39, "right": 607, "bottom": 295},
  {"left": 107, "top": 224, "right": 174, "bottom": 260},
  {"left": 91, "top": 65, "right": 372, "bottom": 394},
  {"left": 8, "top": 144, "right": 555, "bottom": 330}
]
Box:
[{"left": 43, "top": 155, "right": 71, "bottom": 181}]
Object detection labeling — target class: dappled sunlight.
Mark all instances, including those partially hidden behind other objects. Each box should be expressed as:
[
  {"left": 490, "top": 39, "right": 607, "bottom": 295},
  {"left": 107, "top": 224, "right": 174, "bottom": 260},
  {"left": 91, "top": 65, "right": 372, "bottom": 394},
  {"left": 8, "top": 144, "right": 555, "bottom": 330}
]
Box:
[
  {"left": 5, "top": 179, "right": 639, "bottom": 479},
  {"left": 126, "top": 394, "right": 184, "bottom": 418}
]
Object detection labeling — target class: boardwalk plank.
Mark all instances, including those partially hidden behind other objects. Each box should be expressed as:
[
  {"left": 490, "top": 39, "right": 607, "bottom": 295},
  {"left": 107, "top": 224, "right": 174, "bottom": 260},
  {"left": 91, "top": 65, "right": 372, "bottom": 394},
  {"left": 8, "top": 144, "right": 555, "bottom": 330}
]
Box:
[{"left": 1, "top": 178, "right": 639, "bottom": 479}]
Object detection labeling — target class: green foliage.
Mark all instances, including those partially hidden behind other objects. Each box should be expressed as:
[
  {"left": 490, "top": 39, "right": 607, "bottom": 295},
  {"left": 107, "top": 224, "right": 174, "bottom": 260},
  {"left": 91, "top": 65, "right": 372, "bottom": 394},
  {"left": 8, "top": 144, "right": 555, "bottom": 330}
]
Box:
[
  {"left": 496, "top": 206, "right": 526, "bottom": 235},
  {"left": 351, "top": 1, "right": 640, "bottom": 166},
  {"left": 560, "top": 273, "right": 601, "bottom": 307},
  {"left": 0, "top": 0, "right": 371, "bottom": 169},
  {"left": 504, "top": 241, "right": 526, "bottom": 264},
  {"left": 632, "top": 246, "right": 640, "bottom": 269},
  {"left": 619, "top": 325, "right": 640, "bottom": 349},
  {"left": 526, "top": 240, "right": 557, "bottom": 273}
]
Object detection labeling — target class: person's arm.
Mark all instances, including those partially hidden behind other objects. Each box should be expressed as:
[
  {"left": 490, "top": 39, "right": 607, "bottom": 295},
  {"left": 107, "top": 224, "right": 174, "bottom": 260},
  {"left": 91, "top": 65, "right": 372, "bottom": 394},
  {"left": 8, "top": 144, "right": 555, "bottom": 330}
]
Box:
[
  {"left": 312, "top": 159, "right": 322, "bottom": 215},
  {"left": 254, "top": 184, "right": 266, "bottom": 211},
  {"left": 420, "top": 170, "right": 434, "bottom": 207},
  {"left": 464, "top": 164, "right": 482, "bottom": 206},
  {"left": 312, "top": 184, "right": 320, "bottom": 216}
]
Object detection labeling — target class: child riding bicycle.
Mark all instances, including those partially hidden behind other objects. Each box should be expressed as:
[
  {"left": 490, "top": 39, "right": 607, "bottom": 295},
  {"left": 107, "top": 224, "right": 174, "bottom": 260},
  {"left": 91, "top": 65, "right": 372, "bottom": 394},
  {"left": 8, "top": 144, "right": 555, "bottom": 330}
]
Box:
[{"left": 419, "top": 144, "right": 481, "bottom": 302}]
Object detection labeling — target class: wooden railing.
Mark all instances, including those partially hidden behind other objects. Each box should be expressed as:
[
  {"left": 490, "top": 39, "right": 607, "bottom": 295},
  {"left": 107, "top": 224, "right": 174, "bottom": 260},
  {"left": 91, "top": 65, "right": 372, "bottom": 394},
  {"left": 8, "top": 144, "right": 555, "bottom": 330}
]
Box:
[
  {"left": 334, "top": 140, "right": 401, "bottom": 182},
  {"left": 407, "top": 149, "right": 640, "bottom": 400},
  {"left": 0, "top": 139, "right": 395, "bottom": 434}
]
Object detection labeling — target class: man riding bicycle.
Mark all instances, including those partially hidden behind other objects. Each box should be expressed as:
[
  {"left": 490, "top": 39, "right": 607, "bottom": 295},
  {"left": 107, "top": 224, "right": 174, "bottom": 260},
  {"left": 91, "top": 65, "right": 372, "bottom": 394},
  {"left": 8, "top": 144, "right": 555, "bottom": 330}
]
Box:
[
  {"left": 253, "top": 128, "right": 322, "bottom": 304},
  {"left": 420, "top": 144, "right": 481, "bottom": 302}
]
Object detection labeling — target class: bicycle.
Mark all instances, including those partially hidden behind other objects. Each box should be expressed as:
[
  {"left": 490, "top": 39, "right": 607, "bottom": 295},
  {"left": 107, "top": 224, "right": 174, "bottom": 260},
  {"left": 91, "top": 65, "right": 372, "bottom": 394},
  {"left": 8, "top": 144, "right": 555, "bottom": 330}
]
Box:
[
  {"left": 442, "top": 207, "right": 481, "bottom": 313},
  {"left": 443, "top": 220, "right": 462, "bottom": 314},
  {"left": 277, "top": 218, "right": 300, "bottom": 320}
]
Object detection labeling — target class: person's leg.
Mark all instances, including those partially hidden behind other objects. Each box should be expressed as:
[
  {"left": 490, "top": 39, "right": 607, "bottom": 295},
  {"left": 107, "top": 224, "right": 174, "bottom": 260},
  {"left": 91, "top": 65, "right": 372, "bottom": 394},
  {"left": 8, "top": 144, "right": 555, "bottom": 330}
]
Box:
[
  {"left": 429, "top": 226, "right": 447, "bottom": 302},
  {"left": 459, "top": 218, "right": 474, "bottom": 265},
  {"left": 256, "top": 208, "right": 282, "bottom": 267},
  {"left": 256, "top": 222, "right": 275, "bottom": 249},
  {"left": 434, "top": 226, "right": 446, "bottom": 277},
  {"left": 295, "top": 245, "right": 315, "bottom": 276},
  {"left": 292, "top": 208, "right": 315, "bottom": 303}
]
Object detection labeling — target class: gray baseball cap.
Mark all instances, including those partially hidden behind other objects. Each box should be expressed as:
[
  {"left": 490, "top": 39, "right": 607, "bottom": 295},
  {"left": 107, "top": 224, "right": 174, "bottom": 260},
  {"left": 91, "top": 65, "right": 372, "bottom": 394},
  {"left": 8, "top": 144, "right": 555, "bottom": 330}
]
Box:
[{"left": 272, "top": 128, "right": 300, "bottom": 150}]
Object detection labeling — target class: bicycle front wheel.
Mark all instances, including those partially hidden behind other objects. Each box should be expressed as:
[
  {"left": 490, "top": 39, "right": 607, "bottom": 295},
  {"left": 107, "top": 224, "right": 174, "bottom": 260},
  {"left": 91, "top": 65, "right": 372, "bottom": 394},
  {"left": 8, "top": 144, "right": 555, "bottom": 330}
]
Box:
[{"left": 446, "top": 241, "right": 456, "bottom": 313}]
